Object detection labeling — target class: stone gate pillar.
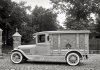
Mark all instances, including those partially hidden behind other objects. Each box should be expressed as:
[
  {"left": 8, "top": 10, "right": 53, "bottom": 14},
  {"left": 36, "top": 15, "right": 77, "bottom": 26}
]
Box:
[
  {"left": 0, "top": 28, "right": 2, "bottom": 56},
  {"left": 13, "top": 28, "right": 21, "bottom": 48}
]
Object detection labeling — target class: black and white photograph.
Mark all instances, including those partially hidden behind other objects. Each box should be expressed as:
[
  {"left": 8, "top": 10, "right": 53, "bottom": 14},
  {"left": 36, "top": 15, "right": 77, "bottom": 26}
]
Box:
[{"left": 0, "top": 0, "right": 100, "bottom": 70}]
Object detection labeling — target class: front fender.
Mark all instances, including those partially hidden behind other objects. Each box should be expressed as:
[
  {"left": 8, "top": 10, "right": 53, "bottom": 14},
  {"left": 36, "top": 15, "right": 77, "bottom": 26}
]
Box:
[{"left": 11, "top": 48, "right": 30, "bottom": 60}]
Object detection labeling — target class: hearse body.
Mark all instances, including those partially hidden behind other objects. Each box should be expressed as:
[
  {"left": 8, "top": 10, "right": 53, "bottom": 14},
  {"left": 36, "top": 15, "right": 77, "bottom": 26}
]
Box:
[{"left": 11, "top": 30, "right": 90, "bottom": 66}]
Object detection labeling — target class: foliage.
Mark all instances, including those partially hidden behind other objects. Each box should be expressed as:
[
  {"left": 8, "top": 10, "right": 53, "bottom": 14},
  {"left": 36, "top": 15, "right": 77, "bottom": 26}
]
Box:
[
  {"left": 50, "top": 0, "right": 100, "bottom": 30},
  {"left": 95, "top": 15, "right": 100, "bottom": 38},
  {"left": 0, "top": 0, "right": 32, "bottom": 45},
  {"left": 0, "top": 0, "right": 58, "bottom": 45},
  {"left": 31, "top": 6, "right": 58, "bottom": 32}
]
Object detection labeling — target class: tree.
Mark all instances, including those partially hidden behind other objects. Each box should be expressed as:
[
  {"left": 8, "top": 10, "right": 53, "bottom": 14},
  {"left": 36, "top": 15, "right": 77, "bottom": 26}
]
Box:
[
  {"left": 50, "top": 0, "right": 100, "bottom": 30},
  {"left": 0, "top": 0, "right": 58, "bottom": 46},
  {"left": 31, "top": 6, "right": 58, "bottom": 32},
  {"left": 0, "top": 0, "right": 16, "bottom": 45},
  {"left": 95, "top": 15, "right": 100, "bottom": 38},
  {"left": 0, "top": 0, "right": 32, "bottom": 45}
]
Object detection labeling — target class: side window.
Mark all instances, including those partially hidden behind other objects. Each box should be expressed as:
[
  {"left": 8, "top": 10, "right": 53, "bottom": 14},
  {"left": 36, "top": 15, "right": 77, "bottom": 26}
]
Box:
[{"left": 38, "top": 34, "right": 45, "bottom": 43}]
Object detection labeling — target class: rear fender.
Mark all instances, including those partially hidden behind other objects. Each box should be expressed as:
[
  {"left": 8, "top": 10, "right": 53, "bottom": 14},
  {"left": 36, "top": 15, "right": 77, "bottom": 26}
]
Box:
[{"left": 65, "top": 51, "right": 82, "bottom": 59}]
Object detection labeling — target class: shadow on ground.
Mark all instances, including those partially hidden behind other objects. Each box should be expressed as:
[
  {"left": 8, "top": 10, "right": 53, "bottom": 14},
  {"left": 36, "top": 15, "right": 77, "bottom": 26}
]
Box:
[{"left": 20, "top": 61, "right": 86, "bottom": 66}]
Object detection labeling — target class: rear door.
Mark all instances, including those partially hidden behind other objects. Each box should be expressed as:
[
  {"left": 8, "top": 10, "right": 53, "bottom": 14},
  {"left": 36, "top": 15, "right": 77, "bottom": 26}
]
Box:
[
  {"left": 50, "top": 34, "right": 60, "bottom": 55},
  {"left": 52, "top": 34, "right": 58, "bottom": 49}
]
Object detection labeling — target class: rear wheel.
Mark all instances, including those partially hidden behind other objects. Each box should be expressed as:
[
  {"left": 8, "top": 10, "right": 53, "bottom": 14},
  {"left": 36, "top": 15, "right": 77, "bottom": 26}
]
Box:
[
  {"left": 66, "top": 53, "right": 80, "bottom": 66},
  {"left": 11, "top": 51, "right": 23, "bottom": 64}
]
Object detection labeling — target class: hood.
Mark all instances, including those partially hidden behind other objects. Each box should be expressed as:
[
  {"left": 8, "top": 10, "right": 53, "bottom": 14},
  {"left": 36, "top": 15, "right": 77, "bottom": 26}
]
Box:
[{"left": 17, "top": 44, "right": 36, "bottom": 49}]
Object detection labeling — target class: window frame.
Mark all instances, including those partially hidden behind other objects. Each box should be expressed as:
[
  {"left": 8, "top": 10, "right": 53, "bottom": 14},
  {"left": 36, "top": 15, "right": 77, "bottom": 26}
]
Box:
[{"left": 37, "top": 34, "right": 46, "bottom": 44}]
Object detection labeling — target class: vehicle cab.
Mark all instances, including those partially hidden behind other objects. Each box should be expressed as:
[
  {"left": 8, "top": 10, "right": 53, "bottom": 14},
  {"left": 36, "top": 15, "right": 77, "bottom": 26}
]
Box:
[{"left": 33, "top": 32, "right": 51, "bottom": 55}]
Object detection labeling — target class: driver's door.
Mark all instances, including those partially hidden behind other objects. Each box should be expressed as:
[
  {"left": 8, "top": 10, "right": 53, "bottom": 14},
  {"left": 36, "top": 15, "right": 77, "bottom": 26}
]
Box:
[{"left": 36, "top": 34, "right": 50, "bottom": 55}]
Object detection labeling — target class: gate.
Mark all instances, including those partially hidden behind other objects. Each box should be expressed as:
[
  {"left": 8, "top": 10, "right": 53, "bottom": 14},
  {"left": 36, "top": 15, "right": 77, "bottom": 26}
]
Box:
[{"left": 89, "top": 39, "right": 100, "bottom": 54}]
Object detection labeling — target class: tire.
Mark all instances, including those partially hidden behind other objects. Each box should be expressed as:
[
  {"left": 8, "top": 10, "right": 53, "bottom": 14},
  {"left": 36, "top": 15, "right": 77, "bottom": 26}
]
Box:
[
  {"left": 66, "top": 53, "right": 80, "bottom": 66},
  {"left": 11, "top": 51, "right": 23, "bottom": 64}
]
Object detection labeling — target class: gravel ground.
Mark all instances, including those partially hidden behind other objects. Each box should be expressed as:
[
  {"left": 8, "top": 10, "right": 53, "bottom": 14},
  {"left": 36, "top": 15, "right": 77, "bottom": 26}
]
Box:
[{"left": 0, "top": 54, "right": 100, "bottom": 70}]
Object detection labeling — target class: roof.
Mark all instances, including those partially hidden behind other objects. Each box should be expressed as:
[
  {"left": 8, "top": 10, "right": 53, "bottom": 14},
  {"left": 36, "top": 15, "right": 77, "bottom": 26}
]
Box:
[
  {"left": 13, "top": 32, "right": 21, "bottom": 37},
  {"left": 33, "top": 30, "right": 90, "bottom": 35}
]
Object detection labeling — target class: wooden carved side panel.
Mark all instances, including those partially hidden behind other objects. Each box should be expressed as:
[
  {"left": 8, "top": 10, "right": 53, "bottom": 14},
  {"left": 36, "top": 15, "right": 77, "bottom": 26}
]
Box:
[
  {"left": 79, "top": 34, "right": 85, "bottom": 49},
  {"left": 60, "top": 34, "right": 76, "bottom": 49}
]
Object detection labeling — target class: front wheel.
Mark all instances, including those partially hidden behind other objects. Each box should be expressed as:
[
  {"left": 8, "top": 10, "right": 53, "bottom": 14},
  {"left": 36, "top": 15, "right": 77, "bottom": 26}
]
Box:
[
  {"left": 11, "top": 51, "right": 23, "bottom": 64},
  {"left": 66, "top": 53, "right": 80, "bottom": 66}
]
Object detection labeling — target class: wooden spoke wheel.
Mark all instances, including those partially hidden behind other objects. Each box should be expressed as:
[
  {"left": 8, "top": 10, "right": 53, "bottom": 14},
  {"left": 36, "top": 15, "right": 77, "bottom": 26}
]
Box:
[
  {"left": 11, "top": 52, "right": 23, "bottom": 64},
  {"left": 66, "top": 53, "right": 80, "bottom": 66}
]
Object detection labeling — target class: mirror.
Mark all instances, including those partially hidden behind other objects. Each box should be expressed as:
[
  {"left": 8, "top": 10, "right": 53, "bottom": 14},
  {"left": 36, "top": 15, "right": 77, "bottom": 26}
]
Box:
[{"left": 33, "top": 35, "right": 36, "bottom": 39}]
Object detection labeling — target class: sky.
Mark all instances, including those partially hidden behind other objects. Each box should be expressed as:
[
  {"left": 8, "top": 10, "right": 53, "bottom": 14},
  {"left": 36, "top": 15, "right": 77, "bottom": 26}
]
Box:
[
  {"left": 12, "top": 0, "right": 52, "bottom": 9},
  {"left": 12, "top": 0, "right": 66, "bottom": 26}
]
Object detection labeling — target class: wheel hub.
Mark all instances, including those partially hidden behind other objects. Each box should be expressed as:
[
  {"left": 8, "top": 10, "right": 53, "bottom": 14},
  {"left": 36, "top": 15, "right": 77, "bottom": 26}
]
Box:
[
  {"left": 69, "top": 55, "right": 77, "bottom": 63},
  {"left": 14, "top": 54, "right": 20, "bottom": 59},
  {"left": 11, "top": 52, "right": 23, "bottom": 63}
]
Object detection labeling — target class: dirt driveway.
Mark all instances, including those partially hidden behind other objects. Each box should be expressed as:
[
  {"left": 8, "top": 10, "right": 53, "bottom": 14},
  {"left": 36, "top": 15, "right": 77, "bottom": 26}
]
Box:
[{"left": 0, "top": 54, "right": 100, "bottom": 70}]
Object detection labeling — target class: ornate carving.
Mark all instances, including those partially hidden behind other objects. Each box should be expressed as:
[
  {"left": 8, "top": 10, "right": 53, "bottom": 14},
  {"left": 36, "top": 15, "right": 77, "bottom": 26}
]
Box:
[{"left": 66, "top": 43, "right": 71, "bottom": 49}]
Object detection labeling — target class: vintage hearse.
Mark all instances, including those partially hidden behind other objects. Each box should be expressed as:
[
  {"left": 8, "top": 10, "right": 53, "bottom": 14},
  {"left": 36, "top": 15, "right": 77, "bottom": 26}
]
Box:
[{"left": 11, "top": 30, "right": 90, "bottom": 66}]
